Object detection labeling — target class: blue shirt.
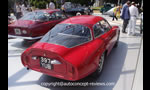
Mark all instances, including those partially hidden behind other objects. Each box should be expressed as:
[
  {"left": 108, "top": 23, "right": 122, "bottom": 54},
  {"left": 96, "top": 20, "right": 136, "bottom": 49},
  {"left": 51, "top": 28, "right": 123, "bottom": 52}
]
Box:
[{"left": 121, "top": 4, "right": 130, "bottom": 20}]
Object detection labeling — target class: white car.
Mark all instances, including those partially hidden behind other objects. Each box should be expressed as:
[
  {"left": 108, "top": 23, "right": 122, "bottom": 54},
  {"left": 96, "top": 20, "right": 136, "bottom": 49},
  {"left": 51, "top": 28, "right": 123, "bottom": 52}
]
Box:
[{"left": 103, "top": 7, "right": 115, "bottom": 17}]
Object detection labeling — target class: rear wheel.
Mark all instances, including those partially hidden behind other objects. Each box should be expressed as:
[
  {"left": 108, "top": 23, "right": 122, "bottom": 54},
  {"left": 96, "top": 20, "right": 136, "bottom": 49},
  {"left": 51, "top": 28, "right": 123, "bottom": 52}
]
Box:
[
  {"left": 22, "top": 39, "right": 39, "bottom": 46},
  {"left": 92, "top": 52, "right": 105, "bottom": 77},
  {"left": 114, "top": 32, "right": 120, "bottom": 48}
]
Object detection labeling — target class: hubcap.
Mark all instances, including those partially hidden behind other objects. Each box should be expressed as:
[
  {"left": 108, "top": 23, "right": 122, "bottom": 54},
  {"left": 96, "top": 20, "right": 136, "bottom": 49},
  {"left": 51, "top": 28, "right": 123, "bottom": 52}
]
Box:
[{"left": 98, "top": 53, "right": 105, "bottom": 73}]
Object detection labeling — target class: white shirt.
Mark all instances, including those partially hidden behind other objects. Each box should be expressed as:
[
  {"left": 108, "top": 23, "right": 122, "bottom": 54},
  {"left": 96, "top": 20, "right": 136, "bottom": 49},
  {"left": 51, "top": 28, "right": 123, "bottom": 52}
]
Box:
[
  {"left": 21, "top": 4, "right": 28, "bottom": 15},
  {"left": 129, "top": 5, "right": 139, "bottom": 17},
  {"left": 16, "top": 5, "right": 21, "bottom": 12},
  {"left": 49, "top": 2, "right": 55, "bottom": 9}
]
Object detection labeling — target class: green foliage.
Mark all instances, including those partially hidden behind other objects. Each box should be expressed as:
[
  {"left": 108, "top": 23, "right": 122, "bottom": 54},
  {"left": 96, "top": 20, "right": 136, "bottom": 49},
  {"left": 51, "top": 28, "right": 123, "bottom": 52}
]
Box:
[
  {"left": 65, "top": 0, "right": 91, "bottom": 6},
  {"left": 29, "top": 0, "right": 48, "bottom": 9},
  {"left": 28, "top": 0, "right": 92, "bottom": 9}
]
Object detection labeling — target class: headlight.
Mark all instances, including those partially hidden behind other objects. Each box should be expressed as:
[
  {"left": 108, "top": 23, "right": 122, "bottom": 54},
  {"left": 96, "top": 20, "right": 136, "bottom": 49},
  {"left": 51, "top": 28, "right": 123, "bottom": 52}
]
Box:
[{"left": 22, "top": 30, "right": 27, "bottom": 34}]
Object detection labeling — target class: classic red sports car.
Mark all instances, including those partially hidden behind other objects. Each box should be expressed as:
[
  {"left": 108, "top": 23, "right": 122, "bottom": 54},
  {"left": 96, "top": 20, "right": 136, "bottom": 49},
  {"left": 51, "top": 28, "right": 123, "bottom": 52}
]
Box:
[
  {"left": 21, "top": 15, "right": 120, "bottom": 81},
  {"left": 8, "top": 9, "right": 68, "bottom": 40}
]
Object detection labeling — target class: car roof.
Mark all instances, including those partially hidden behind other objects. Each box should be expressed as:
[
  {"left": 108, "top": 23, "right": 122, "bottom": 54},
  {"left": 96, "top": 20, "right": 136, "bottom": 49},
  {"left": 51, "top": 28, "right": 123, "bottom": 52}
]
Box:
[
  {"left": 34, "top": 9, "right": 60, "bottom": 14},
  {"left": 59, "top": 15, "right": 104, "bottom": 28}
]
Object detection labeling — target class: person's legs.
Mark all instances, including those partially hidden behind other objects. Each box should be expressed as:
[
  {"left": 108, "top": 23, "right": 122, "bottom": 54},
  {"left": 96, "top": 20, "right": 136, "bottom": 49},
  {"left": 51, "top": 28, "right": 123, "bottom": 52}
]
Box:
[
  {"left": 16, "top": 12, "right": 19, "bottom": 19},
  {"left": 131, "top": 17, "right": 136, "bottom": 35},
  {"left": 140, "top": 19, "right": 143, "bottom": 34},
  {"left": 128, "top": 19, "right": 132, "bottom": 35},
  {"left": 115, "top": 15, "right": 118, "bottom": 20},
  {"left": 17, "top": 12, "right": 22, "bottom": 19},
  {"left": 122, "top": 19, "right": 129, "bottom": 33},
  {"left": 112, "top": 13, "right": 115, "bottom": 21}
]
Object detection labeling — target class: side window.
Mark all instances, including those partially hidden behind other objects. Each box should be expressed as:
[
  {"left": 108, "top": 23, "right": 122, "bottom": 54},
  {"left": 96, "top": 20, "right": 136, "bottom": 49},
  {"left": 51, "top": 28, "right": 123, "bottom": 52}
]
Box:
[
  {"left": 93, "top": 22, "right": 105, "bottom": 38},
  {"left": 36, "top": 12, "right": 49, "bottom": 21},
  {"left": 99, "top": 20, "right": 111, "bottom": 32},
  {"left": 55, "top": 12, "right": 66, "bottom": 19},
  {"left": 49, "top": 13, "right": 57, "bottom": 20}
]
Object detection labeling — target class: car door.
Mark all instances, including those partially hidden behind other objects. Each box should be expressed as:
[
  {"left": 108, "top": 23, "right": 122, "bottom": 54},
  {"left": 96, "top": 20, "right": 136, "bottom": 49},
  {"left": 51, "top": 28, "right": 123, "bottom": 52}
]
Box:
[
  {"left": 31, "top": 12, "right": 59, "bottom": 37},
  {"left": 41, "top": 12, "right": 60, "bottom": 34},
  {"left": 92, "top": 22, "right": 106, "bottom": 57},
  {"left": 99, "top": 20, "right": 116, "bottom": 55}
]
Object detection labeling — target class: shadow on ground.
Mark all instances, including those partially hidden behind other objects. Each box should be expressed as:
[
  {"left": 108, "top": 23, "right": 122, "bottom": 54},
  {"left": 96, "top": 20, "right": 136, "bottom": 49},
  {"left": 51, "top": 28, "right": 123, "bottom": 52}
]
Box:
[{"left": 8, "top": 41, "right": 130, "bottom": 90}]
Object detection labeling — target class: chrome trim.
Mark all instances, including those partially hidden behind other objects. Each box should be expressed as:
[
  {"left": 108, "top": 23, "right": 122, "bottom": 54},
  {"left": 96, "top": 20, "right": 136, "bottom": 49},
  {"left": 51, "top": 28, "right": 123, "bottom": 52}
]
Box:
[{"left": 8, "top": 34, "right": 43, "bottom": 40}]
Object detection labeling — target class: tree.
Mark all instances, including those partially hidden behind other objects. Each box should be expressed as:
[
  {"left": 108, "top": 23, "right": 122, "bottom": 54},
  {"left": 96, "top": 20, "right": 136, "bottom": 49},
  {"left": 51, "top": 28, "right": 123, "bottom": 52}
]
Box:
[
  {"left": 28, "top": 0, "right": 50, "bottom": 9},
  {"left": 65, "top": 0, "right": 92, "bottom": 6}
]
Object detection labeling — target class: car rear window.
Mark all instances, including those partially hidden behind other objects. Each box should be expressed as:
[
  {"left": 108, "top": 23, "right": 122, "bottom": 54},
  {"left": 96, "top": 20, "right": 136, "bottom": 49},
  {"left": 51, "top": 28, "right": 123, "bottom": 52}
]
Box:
[
  {"left": 40, "top": 24, "right": 92, "bottom": 48},
  {"left": 20, "top": 11, "right": 50, "bottom": 21}
]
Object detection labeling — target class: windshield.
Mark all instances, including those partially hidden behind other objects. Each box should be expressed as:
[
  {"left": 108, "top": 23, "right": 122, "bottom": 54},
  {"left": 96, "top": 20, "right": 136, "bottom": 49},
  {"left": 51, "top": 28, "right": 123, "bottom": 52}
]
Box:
[
  {"left": 20, "top": 11, "right": 50, "bottom": 21},
  {"left": 40, "top": 24, "right": 92, "bottom": 48}
]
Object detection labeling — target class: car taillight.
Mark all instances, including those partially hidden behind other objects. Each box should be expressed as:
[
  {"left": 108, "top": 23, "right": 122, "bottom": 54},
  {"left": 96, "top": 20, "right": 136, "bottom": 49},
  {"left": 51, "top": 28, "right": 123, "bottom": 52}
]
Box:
[
  {"left": 22, "top": 30, "right": 27, "bottom": 34},
  {"left": 21, "top": 54, "right": 29, "bottom": 67}
]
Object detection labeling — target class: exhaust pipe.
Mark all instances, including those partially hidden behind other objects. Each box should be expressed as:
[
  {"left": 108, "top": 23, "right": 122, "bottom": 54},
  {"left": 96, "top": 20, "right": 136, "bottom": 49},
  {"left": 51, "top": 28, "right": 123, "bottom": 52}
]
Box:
[{"left": 26, "top": 67, "right": 30, "bottom": 70}]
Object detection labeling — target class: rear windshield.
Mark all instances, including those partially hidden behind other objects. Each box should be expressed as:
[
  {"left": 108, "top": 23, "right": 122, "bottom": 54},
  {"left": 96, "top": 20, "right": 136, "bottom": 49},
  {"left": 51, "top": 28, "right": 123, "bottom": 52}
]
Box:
[
  {"left": 40, "top": 24, "right": 92, "bottom": 48},
  {"left": 20, "top": 11, "right": 50, "bottom": 21}
]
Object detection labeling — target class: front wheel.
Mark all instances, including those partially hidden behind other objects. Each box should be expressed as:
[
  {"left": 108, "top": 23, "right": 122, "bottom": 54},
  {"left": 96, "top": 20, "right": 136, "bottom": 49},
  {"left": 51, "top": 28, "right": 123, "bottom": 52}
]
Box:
[{"left": 114, "top": 32, "right": 120, "bottom": 48}]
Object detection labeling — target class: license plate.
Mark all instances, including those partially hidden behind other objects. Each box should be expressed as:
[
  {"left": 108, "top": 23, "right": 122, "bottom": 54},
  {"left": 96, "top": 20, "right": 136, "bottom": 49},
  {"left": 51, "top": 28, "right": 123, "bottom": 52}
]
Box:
[
  {"left": 14, "top": 28, "right": 21, "bottom": 35},
  {"left": 40, "top": 57, "right": 52, "bottom": 70}
]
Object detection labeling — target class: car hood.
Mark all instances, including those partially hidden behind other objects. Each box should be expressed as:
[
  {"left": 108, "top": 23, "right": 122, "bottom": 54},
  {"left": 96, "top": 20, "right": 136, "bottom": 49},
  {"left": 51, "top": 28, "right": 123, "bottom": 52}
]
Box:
[{"left": 9, "top": 20, "right": 37, "bottom": 28}]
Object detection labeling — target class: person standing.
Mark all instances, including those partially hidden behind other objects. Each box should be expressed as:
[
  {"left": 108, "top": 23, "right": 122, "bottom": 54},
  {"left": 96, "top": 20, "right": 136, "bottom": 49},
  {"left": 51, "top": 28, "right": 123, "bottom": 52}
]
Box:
[
  {"left": 140, "top": 8, "right": 143, "bottom": 34},
  {"left": 128, "top": 2, "right": 139, "bottom": 36},
  {"left": 49, "top": 1, "right": 55, "bottom": 9},
  {"left": 15, "top": 2, "right": 22, "bottom": 19},
  {"left": 120, "top": 1, "right": 131, "bottom": 33},
  {"left": 112, "top": 5, "right": 118, "bottom": 21},
  {"left": 116, "top": 5, "right": 121, "bottom": 18},
  {"left": 21, "top": 4, "right": 28, "bottom": 16}
]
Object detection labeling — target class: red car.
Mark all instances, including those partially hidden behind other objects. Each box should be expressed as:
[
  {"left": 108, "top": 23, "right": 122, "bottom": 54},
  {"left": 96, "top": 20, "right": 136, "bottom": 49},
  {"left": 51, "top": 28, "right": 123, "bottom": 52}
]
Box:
[
  {"left": 8, "top": 9, "right": 68, "bottom": 40},
  {"left": 21, "top": 15, "right": 120, "bottom": 81}
]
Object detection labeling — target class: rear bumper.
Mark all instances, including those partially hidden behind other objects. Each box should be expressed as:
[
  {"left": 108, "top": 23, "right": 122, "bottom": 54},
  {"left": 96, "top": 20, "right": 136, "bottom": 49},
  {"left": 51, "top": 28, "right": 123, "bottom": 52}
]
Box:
[
  {"left": 8, "top": 34, "right": 43, "bottom": 40},
  {"left": 26, "top": 65, "right": 79, "bottom": 81}
]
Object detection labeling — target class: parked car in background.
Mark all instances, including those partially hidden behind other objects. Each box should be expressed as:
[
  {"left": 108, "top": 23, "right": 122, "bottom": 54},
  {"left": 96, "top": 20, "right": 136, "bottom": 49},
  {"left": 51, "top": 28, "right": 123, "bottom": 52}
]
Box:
[
  {"left": 21, "top": 15, "right": 120, "bottom": 81},
  {"left": 104, "top": 6, "right": 122, "bottom": 17},
  {"left": 100, "top": 4, "right": 113, "bottom": 14},
  {"left": 64, "top": 7, "right": 93, "bottom": 16},
  {"left": 63, "top": 2, "right": 93, "bottom": 16},
  {"left": 103, "top": 7, "right": 115, "bottom": 17},
  {"left": 8, "top": 9, "right": 68, "bottom": 41}
]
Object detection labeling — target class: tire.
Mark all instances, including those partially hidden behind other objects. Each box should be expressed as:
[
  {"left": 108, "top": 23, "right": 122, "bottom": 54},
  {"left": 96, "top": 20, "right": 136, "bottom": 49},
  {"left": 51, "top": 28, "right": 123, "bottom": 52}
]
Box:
[
  {"left": 114, "top": 32, "right": 120, "bottom": 48},
  {"left": 22, "top": 39, "right": 38, "bottom": 46},
  {"left": 92, "top": 52, "right": 105, "bottom": 77},
  {"left": 76, "top": 12, "right": 82, "bottom": 16}
]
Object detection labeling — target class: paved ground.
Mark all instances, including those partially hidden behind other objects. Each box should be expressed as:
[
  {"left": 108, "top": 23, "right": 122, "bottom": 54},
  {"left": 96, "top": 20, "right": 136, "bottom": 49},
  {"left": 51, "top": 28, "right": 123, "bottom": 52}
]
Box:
[{"left": 8, "top": 13, "right": 143, "bottom": 90}]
